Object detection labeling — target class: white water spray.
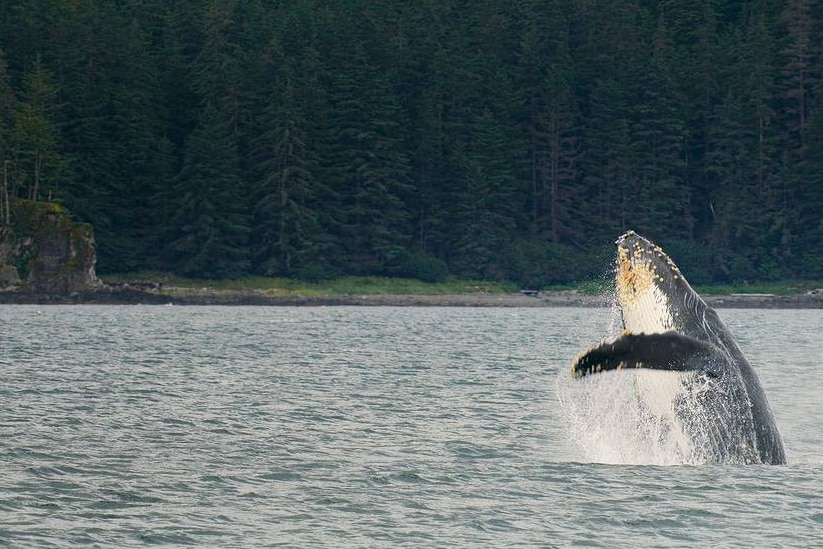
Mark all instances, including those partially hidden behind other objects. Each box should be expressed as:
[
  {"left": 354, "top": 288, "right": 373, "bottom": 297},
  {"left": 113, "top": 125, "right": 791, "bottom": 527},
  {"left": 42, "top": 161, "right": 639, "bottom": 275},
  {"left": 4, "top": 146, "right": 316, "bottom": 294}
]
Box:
[{"left": 558, "top": 302, "right": 708, "bottom": 466}]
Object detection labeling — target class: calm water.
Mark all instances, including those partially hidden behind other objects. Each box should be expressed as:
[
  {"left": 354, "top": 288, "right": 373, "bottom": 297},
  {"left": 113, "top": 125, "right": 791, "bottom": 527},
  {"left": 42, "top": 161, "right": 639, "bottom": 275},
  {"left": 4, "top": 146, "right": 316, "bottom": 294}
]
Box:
[{"left": 1, "top": 305, "right": 821, "bottom": 547}]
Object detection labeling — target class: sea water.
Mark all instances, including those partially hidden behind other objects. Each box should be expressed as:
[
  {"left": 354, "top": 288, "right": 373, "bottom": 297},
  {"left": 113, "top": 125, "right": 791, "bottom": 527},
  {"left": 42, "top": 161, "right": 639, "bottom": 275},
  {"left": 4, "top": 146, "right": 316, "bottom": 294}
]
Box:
[{"left": 0, "top": 305, "right": 821, "bottom": 547}]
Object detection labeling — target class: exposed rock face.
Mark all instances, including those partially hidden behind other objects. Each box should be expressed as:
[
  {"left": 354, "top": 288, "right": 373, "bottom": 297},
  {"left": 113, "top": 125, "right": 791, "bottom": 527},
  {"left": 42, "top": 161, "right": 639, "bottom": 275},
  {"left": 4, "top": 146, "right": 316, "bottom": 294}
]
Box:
[{"left": 0, "top": 199, "right": 101, "bottom": 294}]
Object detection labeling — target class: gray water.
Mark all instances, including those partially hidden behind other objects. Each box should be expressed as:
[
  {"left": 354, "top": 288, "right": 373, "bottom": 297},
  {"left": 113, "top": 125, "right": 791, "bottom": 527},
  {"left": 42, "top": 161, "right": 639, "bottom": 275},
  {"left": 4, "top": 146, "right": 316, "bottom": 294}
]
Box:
[{"left": 1, "top": 305, "right": 821, "bottom": 547}]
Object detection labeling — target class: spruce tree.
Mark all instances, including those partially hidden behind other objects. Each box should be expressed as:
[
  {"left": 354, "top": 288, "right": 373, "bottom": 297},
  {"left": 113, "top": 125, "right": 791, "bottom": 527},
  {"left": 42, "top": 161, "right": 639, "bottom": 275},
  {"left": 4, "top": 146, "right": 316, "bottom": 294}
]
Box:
[
  {"left": 316, "top": 33, "right": 412, "bottom": 275},
  {"left": 250, "top": 63, "right": 322, "bottom": 276},
  {"left": 0, "top": 48, "right": 14, "bottom": 226},
  {"left": 580, "top": 78, "right": 633, "bottom": 241},
  {"left": 625, "top": 15, "right": 691, "bottom": 242},
  {"left": 168, "top": 101, "right": 250, "bottom": 278},
  {"left": 451, "top": 109, "right": 519, "bottom": 279},
  {"left": 11, "top": 56, "right": 64, "bottom": 202}
]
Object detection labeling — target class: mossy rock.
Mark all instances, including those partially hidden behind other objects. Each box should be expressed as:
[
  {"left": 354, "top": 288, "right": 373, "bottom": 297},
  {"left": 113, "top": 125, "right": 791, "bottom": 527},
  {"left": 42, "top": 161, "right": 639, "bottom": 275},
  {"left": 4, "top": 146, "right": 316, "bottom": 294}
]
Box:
[{"left": 0, "top": 198, "right": 101, "bottom": 293}]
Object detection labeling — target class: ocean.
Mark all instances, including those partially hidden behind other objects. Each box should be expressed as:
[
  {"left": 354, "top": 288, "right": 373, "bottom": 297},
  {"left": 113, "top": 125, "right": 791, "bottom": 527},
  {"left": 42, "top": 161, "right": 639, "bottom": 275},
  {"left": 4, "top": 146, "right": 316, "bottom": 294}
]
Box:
[{"left": 1, "top": 305, "right": 821, "bottom": 547}]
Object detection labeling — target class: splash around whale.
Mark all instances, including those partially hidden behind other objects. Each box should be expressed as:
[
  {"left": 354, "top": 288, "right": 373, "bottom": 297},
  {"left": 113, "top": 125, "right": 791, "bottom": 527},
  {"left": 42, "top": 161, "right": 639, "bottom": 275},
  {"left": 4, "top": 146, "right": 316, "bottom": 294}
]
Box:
[{"left": 571, "top": 231, "right": 787, "bottom": 465}]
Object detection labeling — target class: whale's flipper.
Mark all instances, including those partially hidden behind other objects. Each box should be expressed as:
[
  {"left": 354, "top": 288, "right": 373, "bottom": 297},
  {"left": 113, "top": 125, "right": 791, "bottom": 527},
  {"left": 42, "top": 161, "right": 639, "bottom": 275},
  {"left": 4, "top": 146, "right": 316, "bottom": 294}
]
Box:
[{"left": 572, "top": 332, "right": 722, "bottom": 379}]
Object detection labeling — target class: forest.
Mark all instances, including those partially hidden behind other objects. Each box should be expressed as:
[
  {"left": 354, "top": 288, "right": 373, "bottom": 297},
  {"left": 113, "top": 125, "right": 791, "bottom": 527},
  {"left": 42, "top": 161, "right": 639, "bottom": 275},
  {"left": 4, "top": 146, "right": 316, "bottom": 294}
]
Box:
[{"left": 0, "top": 0, "right": 822, "bottom": 287}]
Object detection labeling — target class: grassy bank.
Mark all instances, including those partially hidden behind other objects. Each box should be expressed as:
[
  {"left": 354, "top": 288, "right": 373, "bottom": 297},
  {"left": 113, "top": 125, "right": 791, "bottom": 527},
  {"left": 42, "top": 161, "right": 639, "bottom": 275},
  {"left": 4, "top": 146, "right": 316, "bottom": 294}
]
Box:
[
  {"left": 101, "top": 273, "right": 520, "bottom": 297},
  {"left": 548, "top": 279, "right": 823, "bottom": 296},
  {"left": 101, "top": 273, "right": 823, "bottom": 298},
  {"left": 693, "top": 281, "right": 823, "bottom": 296}
]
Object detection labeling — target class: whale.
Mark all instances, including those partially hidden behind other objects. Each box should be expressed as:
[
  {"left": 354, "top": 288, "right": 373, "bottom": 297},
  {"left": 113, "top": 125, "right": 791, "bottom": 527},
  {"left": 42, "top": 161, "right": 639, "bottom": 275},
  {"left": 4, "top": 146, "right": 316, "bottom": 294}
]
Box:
[{"left": 571, "top": 231, "right": 787, "bottom": 465}]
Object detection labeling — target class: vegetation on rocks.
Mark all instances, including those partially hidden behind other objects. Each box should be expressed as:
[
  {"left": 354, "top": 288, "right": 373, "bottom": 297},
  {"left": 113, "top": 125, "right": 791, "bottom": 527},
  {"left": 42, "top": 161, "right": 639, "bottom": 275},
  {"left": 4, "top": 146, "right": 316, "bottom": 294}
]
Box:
[{"left": 0, "top": 198, "right": 100, "bottom": 292}]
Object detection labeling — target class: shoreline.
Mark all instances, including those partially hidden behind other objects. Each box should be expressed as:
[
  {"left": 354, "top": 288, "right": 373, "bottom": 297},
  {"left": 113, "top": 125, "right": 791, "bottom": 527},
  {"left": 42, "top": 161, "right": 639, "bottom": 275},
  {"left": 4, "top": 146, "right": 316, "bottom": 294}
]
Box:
[{"left": 1, "top": 287, "right": 822, "bottom": 308}]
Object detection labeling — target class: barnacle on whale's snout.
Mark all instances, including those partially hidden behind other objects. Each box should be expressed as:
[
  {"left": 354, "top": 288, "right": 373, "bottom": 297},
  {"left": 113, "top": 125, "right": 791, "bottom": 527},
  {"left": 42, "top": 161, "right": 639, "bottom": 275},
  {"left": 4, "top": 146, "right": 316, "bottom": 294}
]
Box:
[{"left": 615, "top": 244, "right": 657, "bottom": 306}]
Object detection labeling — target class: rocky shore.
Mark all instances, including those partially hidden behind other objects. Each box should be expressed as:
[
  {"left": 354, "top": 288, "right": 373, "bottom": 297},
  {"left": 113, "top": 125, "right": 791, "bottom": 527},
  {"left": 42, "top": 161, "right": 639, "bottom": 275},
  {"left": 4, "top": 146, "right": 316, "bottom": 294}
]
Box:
[{"left": 1, "top": 285, "right": 822, "bottom": 308}]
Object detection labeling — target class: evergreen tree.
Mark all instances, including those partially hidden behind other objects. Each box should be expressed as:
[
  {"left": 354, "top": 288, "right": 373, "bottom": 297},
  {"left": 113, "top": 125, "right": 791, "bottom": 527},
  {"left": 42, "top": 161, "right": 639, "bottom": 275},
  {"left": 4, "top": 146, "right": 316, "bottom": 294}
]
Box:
[
  {"left": 0, "top": 48, "right": 13, "bottom": 159},
  {"left": 316, "top": 31, "right": 413, "bottom": 275},
  {"left": 776, "top": 0, "right": 817, "bottom": 163},
  {"left": 250, "top": 62, "right": 322, "bottom": 276},
  {"left": 451, "top": 109, "right": 519, "bottom": 279},
  {"left": 11, "top": 56, "right": 64, "bottom": 202},
  {"left": 661, "top": 0, "right": 722, "bottom": 242},
  {"left": 516, "top": 0, "right": 581, "bottom": 245},
  {"left": 625, "top": 14, "right": 691, "bottom": 241},
  {"left": 795, "top": 74, "right": 823, "bottom": 276},
  {"left": 707, "top": 12, "right": 781, "bottom": 280},
  {"left": 168, "top": 101, "right": 250, "bottom": 278},
  {"left": 580, "top": 78, "right": 633, "bottom": 240},
  {"left": 0, "top": 48, "right": 15, "bottom": 226}
]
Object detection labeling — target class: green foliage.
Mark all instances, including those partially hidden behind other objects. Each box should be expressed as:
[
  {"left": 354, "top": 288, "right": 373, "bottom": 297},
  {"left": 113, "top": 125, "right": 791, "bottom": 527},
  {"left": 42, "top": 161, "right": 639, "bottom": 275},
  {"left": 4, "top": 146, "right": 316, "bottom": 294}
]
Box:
[
  {"left": 249, "top": 61, "right": 321, "bottom": 276},
  {"left": 10, "top": 56, "right": 65, "bottom": 202},
  {"left": 0, "top": 0, "right": 821, "bottom": 286},
  {"left": 503, "top": 240, "right": 580, "bottom": 289},
  {"left": 388, "top": 249, "right": 449, "bottom": 283},
  {"left": 663, "top": 239, "right": 714, "bottom": 285},
  {"left": 168, "top": 101, "right": 250, "bottom": 278}
]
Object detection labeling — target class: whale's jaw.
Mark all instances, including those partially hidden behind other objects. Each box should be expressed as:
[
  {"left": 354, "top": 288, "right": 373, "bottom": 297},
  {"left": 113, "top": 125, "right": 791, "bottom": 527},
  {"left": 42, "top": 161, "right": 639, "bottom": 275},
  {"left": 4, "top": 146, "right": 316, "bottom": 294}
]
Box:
[
  {"left": 614, "top": 230, "right": 704, "bottom": 335},
  {"left": 616, "top": 242, "right": 673, "bottom": 334},
  {"left": 614, "top": 231, "right": 691, "bottom": 425}
]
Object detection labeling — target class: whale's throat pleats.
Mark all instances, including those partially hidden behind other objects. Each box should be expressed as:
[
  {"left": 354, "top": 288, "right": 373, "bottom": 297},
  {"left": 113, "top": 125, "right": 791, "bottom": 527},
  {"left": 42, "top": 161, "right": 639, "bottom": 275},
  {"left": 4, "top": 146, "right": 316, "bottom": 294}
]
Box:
[
  {"left": 614, "top": 244, "right": 689, "bottom": 443},
  {"left": 616, "top": 245, "right": 675, "bottom": 334}
]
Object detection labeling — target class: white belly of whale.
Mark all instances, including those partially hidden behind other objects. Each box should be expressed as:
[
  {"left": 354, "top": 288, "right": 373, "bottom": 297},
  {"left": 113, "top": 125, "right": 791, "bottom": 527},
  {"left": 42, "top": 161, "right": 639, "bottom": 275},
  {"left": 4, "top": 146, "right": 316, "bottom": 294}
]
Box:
[{"left": 621, "top": 284, "right": 696, "bottom": 456}]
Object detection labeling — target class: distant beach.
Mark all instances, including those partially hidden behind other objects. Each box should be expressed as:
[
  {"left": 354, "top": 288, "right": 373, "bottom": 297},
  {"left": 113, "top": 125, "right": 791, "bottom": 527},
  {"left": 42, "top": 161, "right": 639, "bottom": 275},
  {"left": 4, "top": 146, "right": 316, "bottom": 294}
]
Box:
[{"left": 1, "top": 287, "right": 822, "bottom": 308}]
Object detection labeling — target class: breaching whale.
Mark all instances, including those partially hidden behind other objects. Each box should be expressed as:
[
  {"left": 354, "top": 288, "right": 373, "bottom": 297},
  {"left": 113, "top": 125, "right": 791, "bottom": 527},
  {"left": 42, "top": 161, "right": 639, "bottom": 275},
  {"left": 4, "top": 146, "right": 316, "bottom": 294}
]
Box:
[{"left": 571, "top": 231, "right": 786, "bottom": 465}]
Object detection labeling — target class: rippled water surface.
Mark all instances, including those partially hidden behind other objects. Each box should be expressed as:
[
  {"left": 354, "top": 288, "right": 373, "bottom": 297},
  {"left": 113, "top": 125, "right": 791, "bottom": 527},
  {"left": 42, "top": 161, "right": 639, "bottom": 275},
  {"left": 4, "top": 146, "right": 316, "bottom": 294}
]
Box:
[{"left": 1, "top": 305, "right": 822, "bottom": 547}]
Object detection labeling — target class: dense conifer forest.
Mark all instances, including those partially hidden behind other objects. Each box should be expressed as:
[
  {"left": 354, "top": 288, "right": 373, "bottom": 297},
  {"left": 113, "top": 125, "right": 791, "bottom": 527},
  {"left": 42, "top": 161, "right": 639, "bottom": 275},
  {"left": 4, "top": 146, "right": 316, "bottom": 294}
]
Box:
[{"left": 0, "top": 0, "right": 822, "bottom": 286}]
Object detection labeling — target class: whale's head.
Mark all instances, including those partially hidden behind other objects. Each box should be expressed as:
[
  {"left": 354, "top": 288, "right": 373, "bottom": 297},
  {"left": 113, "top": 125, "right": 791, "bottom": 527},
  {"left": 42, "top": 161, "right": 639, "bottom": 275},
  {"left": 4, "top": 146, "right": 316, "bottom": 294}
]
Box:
[{"left": 615, "top": 231, "right": 702, "bottom": 334}]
